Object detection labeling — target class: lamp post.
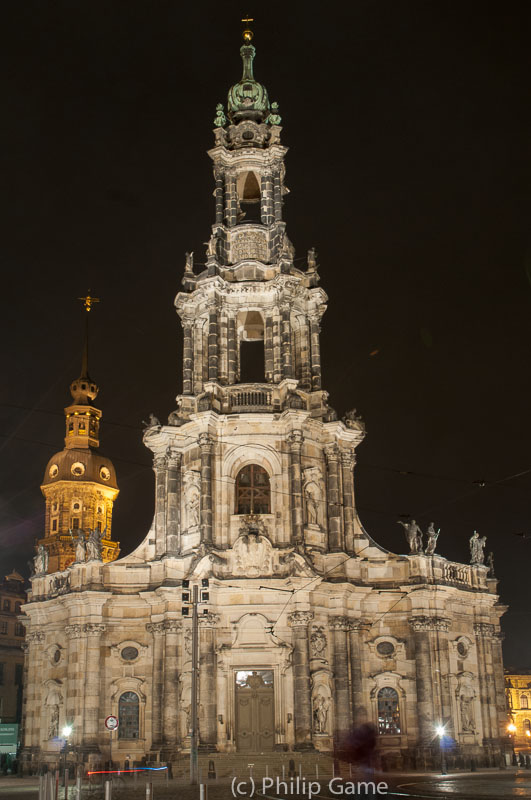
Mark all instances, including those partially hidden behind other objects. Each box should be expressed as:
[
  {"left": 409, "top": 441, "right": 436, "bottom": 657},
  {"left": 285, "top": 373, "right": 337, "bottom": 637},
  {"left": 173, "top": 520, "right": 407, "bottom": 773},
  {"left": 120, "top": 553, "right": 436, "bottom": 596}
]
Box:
[
  {"left": 181, "top": 579, "right": 209, "bottom": 785},
  {"left": 61, "top": 725, "right": 72, "bottom": 785},
  {"left": 436, "top": 725, "right": 447, "bottom": 775},
  {"left": 507, "top": 722, "right": 517, "bottom": 766}
]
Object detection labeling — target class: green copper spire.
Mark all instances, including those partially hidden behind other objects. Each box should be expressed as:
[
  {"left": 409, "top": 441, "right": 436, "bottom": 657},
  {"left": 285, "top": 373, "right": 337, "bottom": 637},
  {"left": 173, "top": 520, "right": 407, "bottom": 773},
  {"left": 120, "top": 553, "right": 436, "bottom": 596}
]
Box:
[{"left": 227, "top": 32, "right": 271, "bottom": 124}]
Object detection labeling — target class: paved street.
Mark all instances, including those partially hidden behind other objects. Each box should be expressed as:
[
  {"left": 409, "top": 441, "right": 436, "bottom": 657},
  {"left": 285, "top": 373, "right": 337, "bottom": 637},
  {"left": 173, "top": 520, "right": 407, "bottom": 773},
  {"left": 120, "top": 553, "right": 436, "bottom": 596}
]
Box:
[{"left": 0, "top": 769, "right": 530, "bottom": 800}]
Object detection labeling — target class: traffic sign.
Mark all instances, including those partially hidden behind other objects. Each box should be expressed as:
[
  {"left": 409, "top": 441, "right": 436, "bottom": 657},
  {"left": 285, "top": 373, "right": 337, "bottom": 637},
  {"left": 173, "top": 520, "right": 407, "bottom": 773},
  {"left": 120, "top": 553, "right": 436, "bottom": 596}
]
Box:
[{"left": 104, "top": 715, "right": 119, "bottom": 731}]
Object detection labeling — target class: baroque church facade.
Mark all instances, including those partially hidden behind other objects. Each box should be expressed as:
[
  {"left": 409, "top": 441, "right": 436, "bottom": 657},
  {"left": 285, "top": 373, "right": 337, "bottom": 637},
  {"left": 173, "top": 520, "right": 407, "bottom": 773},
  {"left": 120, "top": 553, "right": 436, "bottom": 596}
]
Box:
[{"left": 21, "top": 30, "right": 507, "bottom": 771}]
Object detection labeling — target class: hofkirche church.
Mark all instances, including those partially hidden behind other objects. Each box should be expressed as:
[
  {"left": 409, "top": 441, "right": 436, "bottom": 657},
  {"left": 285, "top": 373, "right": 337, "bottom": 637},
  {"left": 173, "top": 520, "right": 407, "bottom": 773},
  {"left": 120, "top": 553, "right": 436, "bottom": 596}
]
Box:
[{"left": 21, "top": 28, "right": 508, "bottom": 772}]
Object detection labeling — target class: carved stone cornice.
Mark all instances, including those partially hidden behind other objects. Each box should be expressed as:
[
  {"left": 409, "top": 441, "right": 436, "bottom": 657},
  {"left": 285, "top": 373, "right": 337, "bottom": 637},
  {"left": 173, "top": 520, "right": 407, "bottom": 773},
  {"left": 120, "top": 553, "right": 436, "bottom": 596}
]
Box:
[
  {"left": 65, "top": 624, "right": 83, "bottom": 640},
  {"left": 198, "top": 433, "right": 213, "bottom": 451},
  {"left": 409, "top": 615, "right": 451, "bottom": 633},
  {"left": 329, "top": 616, "right": 350, "bottom": 631},
  {"left": 287, "top": 611, "right": 314, "bottom": 628},
  {"left": 199, "top": 612, "right": 220, "bottom": 628},
  {"left": 474, "top": 622, "right": 496, "bottom": 638},
  {"left": 27, "top": 631, "right": 45, "bottom": 644},
  {"left": 83, "top": 623, "right": 106, "bottom": 637},
  {"left": 146, "top": 622, "right": 166, "bottom": 636},
  {"left": 349, "top": 620, "right": 372, "bottom": 633}
]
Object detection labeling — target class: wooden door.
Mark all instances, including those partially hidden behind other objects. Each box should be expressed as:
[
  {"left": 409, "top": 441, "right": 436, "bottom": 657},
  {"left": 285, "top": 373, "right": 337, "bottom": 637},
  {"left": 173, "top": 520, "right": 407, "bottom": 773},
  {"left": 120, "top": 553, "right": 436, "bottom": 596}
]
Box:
[{"left": 235, "top": 670, "right": 274, "bottom": 752}]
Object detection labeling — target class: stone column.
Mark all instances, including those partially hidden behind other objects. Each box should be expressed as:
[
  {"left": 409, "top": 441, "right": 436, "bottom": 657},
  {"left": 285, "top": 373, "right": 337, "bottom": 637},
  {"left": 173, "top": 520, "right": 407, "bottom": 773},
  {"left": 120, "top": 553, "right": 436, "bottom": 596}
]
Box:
[
  {"left": 153, "top": 454, "right": 168, "bottom": 558},
  {"left": 273, "top": 171, "right": 282, "bottom": 222},
  {"left": 218, "top": 312, "right": 228, "bottom": 384},
  {"left": 208, "top": 309, "right": 219, "bottom": 382},
  {"left": 146, "top": 622, "right": 165, "bottom": 750},
  {"left": 325, "top": 445, "right": 342, "bottom": 552},
  {"left": 309, "top": 317, "right": 322, "bottom": 391},
  {"left": 166, "top": 449, "right": 181, "bottom": 555},
  {"left": 288, "top": 611, "right": 314, "bottom": 749},
  {"left": 226, "top": 173, "right": 237, "bottom": 228},
  {"left": 272, "top": 313, "right": 282, "bottom": 383},
  {"left": 340, "top": 450, "right": 356, "bottom": 554},
  {"left": 199, "top": 613, "right": 219, "bottom": 750},
  {"left": 300, "top": 323, "right": 312, "bottom": 390},
  {"left": 227, "top": 315, "right": 237, "bottom": 384},
  {"left": 23, "top": 631, "right": 45, "bottom": 750},
  {"left": 182, "top": 321, "right": 194, "bottom": 395},
  {"left": 330, "top": 617, "right": 352, "bottom": 737},
  {"left": 83, "top": 623, "right": 106, "bottom": 747},
  {"left": 215, "top": 172, "right": 224, "bottom": 224},
  {"left": 199, "top": 433, "right": 213, "bottom": 546},
  {"left": 349, "top": 622, "right": 368, "bottom": 724},
  {"left": 65, "top": 624, "right": 84, "bottom": 743},
  {"left": 409, "top": 616, "right": 450, "bottom": 745},
  {"left": 474, "top": 622, "right": 498, "bottom": 743},
  {"left": 261, "top": 173, "right": 274, "bottom": 225},
  {"left": 162, "top": 620, "right": 181, "bottom": 751},
  {"left": 288, "top": 431, "right": 304, "bottom": 546},
  {"left": 264, "top": 314, "right": 274, "bottom": 382},
  {"left": 280, "top": 305, "right": 293, "bottom": 379},
  {"left": 491, "top": 632, "right": 508, "bottom": 740}
]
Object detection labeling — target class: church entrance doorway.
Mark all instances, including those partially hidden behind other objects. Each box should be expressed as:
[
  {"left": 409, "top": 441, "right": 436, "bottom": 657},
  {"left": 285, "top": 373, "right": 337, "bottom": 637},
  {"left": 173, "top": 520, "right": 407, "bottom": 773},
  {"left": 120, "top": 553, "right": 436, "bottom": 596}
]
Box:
[{"left": 235, "top": 669, "right": 274, "bottom": 752}]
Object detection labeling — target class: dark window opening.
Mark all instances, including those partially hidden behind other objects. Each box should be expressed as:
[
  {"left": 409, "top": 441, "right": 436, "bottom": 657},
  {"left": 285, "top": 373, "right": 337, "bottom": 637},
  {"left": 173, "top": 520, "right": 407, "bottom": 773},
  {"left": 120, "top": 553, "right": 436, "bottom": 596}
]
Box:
[
  {"left": 3, "top": 600, "right": 10, "bottom": 611},
  {"left": 118, "top": 691, "right": 139, "bottom": 739},
  {"left": 239, "top": 340, "right": 265, "bottom": 383},
  {"left": 239, "top": 171, "right": 262, "bottom": 223},
  {"left": 52, "top": 519, "right": 58, "bottom": 531},
  {"left": 236, "top": 464, "right": 271, "bottom": 515},
  {"left": 72, "top": 518, "right": 80, "bottom": 529}
]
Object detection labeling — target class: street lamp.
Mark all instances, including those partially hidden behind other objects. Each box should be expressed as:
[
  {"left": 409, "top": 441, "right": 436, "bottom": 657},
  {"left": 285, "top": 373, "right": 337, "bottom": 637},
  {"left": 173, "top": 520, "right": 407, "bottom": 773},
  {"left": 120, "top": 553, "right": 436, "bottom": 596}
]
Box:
[
  {"left": 436, "top": 725, "right": 447, "bottom": 775},
  {"left": 507, "top": 722, "right": 517, "bottom": 766},
  {"left": 62, "top": 725, "right": 72, "bottom": 783}
]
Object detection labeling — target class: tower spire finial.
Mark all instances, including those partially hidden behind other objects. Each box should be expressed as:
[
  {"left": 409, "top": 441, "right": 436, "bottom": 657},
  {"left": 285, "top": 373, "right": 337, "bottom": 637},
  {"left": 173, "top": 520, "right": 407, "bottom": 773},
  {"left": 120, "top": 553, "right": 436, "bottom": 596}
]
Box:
[
  {"left": 77, "top": 291, "right": 99, "bottom": 380},
  {"left": 241, "top": 15, "right": 254, "bottom": 43}
]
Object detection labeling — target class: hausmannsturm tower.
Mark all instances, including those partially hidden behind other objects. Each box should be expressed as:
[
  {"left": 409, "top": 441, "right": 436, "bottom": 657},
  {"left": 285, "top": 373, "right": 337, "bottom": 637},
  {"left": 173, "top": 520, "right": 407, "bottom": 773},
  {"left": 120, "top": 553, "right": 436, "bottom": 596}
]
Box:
[{"left": 21, "top": 28, "right": 507, "bottom": 772}]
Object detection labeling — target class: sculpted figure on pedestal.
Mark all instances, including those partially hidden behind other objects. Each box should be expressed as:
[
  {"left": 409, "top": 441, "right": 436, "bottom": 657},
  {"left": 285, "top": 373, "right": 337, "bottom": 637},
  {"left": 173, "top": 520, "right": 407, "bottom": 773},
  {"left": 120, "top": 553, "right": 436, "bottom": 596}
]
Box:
[
  {"left": 397, "top": 519, "right": 423, "bottom": 554},
  {"left": 424, "top": 523, "right": 440, "bottom": 555},
  {"left": 469, "top": 530, "right": 486, "bottom": 565}
]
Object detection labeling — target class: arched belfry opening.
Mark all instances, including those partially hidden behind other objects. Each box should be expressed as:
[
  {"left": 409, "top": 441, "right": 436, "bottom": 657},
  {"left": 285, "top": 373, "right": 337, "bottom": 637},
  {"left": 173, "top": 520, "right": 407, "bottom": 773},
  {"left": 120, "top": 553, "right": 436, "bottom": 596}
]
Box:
[
  {"left": 237, "top": 310, "right": 265, "bottom": 383},
  {"left": 237, "top": 171, "right": 262, "bottom": 223}
]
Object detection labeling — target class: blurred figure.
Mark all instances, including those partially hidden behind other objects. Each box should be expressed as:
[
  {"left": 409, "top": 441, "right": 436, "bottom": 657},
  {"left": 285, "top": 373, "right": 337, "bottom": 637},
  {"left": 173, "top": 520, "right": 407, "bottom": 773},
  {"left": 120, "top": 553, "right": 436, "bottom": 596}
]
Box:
[{"left": 335, "top": 723, "right": 378, "bottom": 777}]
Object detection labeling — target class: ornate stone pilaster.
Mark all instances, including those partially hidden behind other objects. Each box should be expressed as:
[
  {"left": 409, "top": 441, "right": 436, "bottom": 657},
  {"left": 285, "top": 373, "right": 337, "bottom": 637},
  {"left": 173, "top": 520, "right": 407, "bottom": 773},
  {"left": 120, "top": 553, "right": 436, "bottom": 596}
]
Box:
[
  {"left": 162, "top": 620, "right": 181, "bottom": 749},
  {"left": 491, "top": 632, "right": 508, "bottom": 739},
  {"left": 226, "top": 172, "right": 237, "bottom": 228},
  {"left": 146, "top": 622, "right": 165, "bottom": 749},
  {"left": 24, "top": 632, "right": 45, "bottom": 748},
  {"left": 65, "top": 624, "right": 83, "bottom": 743},
  {"left": 182, "top": 321, "right": 194, "bottom": 395},
  {"left": 261, "top": 172, "right": 274, "bottom": 225},
  {"left": 325, "top": 445, "right": 342, "bottom": 552},
  {"left": 349, "top": 621, "right": 369, "bottom": 724},
  {"left": 273, "top": 170, "right": 282, "bottom": 222},
  {"left": 288, "top": 431, "right": 304, "bottom": 546},
  {"left": 280, "top": 305, "right": 293, "bottom": 379},
  {"left": 288, "top": 611, "right": 314, "bottom": 749},
  {"left": 198, "top": 433, "right": 214, "bottom": 545},
  {"left": 83, "top": 624, "right": 106, "bottom": 747},
  {"left": 153, "top": 453, "right": 168, "bottom": 558},
  {"left": 300, "top": 323, "right": 312, "bottom": 390},
  {"left": 309, "top": 316, "right": 322, "bottom": 391},
  {"left": 330, "top": 616, "right": 351, "bottom": 735},
  {"left": 474, "top": 622, "right": 498, "bottom": 742},
  {"left": 264, "top": 313, "right": 274, "bottom": 382},
  {"left": 215, "top": 172, "right": 224, "bottom": 225},
  {"left": 409, "top": 616, "right": 450, "bottom": 745},
  {"left": 208, "top": 309, "right": 219, "bottom": 381},
  {"left": 340, "top": 450, "right": 356, "bottom": 554},
  {"left": 199, "top": 613, "right": 219, "bottom": 750},
  {"left": 165, "top": 448, "right": 181, "bottom": 556},
  {"left": 227, "top": 314, "right": 237, "bottom": 384}
]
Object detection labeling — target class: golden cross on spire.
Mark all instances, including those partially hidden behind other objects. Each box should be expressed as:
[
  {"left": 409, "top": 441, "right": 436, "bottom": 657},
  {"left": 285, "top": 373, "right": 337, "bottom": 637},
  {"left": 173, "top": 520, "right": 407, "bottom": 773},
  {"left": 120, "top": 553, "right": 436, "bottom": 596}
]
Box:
[
  {"left": 242, "top": 15, "right": 254, "bottom": 42},
  {"left": 78, "top": 291, "right": 100, "bottom": 312}
]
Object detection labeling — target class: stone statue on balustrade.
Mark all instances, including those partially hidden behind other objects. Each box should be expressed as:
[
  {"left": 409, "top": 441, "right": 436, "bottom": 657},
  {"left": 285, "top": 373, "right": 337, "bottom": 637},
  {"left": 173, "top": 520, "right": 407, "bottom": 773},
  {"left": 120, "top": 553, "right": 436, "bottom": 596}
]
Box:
[
  {"left": 86, "top": 528, "right": 103, "bottom": 562},
  {"left": 424, "top": 523, "right": 440, "bottom": 555},
  {"left": 74, "top": 530, "right": 86, "bottom": 563},
  {"left": 469, "top": 530, "right": 486, "bottom": 565},
  {"left": 397, "top": 519, "right": 423, "bottom": 554},
  {"left": 33, "top": 544, "right": 48, "bottom": 576}
]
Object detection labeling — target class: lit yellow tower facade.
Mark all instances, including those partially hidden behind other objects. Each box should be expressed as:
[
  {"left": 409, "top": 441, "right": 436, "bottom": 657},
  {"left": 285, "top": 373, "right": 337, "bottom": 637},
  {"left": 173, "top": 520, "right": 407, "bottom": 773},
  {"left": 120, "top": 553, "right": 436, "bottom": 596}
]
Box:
[{"left": 38, "top": 303, "right": 120, "bottom": 572}]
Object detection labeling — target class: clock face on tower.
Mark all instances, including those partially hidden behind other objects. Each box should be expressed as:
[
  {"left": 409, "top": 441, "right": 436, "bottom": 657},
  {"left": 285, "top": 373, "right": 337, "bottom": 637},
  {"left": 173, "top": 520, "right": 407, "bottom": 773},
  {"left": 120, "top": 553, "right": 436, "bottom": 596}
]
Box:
[
  {"left": 71, "top": 462, "right": 85, "bottom": 477},
  {"left": 49, "top": 464, "right": 59, "bottom": 478},
  {"left": 100, "top": 466, "right": 111, "bottom": 481}
]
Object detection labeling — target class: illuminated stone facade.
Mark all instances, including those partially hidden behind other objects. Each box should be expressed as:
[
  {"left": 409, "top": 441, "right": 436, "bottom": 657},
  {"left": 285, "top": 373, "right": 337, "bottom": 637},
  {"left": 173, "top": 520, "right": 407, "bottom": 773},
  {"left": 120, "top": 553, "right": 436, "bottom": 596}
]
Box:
[
  {"left": 21, "top": 33, "right": 507, "bottom": 772},
  {"left": 505, "top": 670, "right": 531, "bottom": 752}
]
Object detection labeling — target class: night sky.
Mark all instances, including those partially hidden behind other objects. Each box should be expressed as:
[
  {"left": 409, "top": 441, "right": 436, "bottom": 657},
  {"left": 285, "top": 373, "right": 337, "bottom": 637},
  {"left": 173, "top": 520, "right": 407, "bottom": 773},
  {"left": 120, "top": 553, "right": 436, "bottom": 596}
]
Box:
[{"left": 1, "top": 2, "right": 530, "bottom": 665}]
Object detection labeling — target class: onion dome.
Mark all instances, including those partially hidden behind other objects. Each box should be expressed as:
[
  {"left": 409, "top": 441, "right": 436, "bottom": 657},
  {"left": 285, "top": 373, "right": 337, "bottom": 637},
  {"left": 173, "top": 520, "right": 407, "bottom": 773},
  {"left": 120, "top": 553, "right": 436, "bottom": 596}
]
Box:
[{"left": 227, "top": 41, "right": 270, "bottom": 124}]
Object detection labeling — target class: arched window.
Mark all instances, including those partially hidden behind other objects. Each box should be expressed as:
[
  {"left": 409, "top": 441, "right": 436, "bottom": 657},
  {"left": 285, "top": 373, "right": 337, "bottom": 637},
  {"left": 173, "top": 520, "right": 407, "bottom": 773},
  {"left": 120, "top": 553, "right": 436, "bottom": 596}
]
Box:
[
  {"left": 524, "top": 719, "right": 531, "bottom": 732},
  {"left": 118, "top": 691, "right": 139, "bottom": 739},
  {"left": 377, "top": 687, "right": 401, "bottom": 735},
  {"left": 521, "top": 695, "right": 529, "bottom": 709},
  {"left": 236, "top": 465, "right": 270, "bottom": 515}
]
